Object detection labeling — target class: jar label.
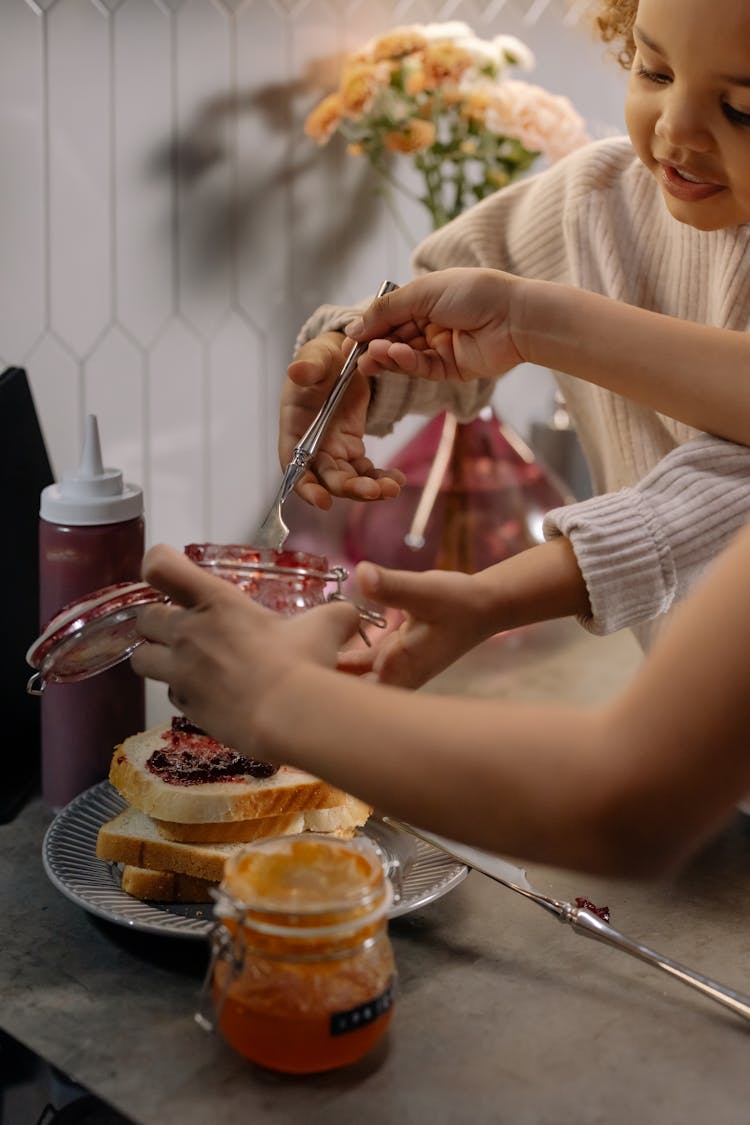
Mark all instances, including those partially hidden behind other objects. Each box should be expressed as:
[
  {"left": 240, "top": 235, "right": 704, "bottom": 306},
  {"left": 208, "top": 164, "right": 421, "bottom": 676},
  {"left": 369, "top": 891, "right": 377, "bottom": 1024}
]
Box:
[{"left": 330, "top": 979, "right": 395, "bottom": 1037}]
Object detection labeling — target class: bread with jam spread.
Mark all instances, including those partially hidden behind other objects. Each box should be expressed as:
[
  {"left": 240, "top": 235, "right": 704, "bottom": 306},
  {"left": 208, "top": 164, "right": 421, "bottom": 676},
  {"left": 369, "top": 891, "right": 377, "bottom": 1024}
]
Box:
[
  {"left": 102, "top": 718, "right": 372, "bottom": 902},
  {"left": 109, "top": 719, "right": 353, "bottom": 824}
]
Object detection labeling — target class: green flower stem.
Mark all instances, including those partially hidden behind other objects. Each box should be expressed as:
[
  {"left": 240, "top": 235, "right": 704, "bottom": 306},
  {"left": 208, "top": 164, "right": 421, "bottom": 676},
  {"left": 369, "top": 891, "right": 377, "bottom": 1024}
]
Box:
[{"left": 370, "top": 165, "right": 419, "bottom": 247}]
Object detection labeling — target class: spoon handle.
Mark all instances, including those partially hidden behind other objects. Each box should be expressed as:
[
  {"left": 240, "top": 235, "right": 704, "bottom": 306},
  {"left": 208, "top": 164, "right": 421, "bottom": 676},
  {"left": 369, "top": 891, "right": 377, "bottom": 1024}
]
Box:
[
  {"left": 294, "top": 279, "right": 399, "bottom": 461},
  {"left": 566, "top": 906, "right": 750, "bottom": 1022}
]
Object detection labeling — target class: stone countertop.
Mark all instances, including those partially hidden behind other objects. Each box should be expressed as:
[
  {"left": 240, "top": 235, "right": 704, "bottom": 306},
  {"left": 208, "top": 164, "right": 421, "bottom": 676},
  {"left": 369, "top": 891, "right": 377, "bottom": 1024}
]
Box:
[{"left": 4, "top": 620, "right": 750, "bottom": 1125}]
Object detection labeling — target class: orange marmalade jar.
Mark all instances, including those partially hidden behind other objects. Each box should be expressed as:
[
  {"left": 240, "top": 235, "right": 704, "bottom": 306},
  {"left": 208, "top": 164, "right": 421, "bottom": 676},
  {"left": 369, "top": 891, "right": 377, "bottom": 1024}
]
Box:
[{"left": 206, "top": 833, "right": 396, "bottom": 1074}]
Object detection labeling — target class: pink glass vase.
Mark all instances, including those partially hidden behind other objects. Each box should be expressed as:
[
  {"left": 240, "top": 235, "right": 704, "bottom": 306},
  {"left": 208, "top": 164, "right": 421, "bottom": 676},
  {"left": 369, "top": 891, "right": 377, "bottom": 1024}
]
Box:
[{"left": 344, "top": 407, "right": 573, "bottom": 574}]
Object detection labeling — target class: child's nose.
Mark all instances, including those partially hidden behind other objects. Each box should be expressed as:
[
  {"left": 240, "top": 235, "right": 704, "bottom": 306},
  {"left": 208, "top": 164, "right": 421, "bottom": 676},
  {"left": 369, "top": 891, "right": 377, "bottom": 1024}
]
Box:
[{"left": 654, "top": 90, "right": 713, "bottom": 152}]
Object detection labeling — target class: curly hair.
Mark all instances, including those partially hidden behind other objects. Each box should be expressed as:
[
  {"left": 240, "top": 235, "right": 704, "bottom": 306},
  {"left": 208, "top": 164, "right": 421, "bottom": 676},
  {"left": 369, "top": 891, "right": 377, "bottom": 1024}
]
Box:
[{"left": 593, "top": 0, "right": 638, "bottom": 70}]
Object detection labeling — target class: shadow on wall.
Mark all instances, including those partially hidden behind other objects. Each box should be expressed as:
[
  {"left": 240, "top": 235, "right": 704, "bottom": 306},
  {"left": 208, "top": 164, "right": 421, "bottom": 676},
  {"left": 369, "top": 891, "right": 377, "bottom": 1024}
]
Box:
[{"left": 145, "top": 54, "right": 385, "bottom": 288}]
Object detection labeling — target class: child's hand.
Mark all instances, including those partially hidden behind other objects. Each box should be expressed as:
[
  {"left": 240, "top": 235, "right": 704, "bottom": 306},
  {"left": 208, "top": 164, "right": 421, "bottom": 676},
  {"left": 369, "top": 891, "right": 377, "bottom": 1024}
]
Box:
[
  {"left": 131, "top": 544, "right": 361, "bottom": 757},
  {"left": 281, "top": 331, "right": 405, "bottom": 508},
  {"left": 337, "top": 562, "right": 496, "bottom": 688},
  {"left": 347, "top": 268, "right": 526, "bottom": 383}
]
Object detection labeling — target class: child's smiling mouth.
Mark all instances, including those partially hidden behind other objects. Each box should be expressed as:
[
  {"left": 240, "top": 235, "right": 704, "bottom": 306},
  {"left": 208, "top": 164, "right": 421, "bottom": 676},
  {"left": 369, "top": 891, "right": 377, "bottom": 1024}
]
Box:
[{"left": 659, "top": 162, "right": 726, "bottom": 202}]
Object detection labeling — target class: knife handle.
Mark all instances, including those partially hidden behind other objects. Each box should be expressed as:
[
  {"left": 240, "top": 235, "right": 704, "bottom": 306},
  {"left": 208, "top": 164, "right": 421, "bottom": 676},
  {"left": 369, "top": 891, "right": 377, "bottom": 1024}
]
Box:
[{"left": 566, "top": 905, "right": 750, "bottom": 1022}]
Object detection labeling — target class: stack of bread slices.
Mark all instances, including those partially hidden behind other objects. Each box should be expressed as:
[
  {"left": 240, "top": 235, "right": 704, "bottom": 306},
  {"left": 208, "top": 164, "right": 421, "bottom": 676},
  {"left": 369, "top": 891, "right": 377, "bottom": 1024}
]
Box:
[{"left": 96, "top": 718, "right": 371, "bottom": 903}]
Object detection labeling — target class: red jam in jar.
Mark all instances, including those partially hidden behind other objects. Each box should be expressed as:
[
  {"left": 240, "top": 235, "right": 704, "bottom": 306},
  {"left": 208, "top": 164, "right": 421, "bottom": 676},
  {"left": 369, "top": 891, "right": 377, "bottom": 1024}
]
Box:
[
  {"left": 184, "top": 544, "right": 332, "bottom": 614},
  {"left": 209, "top": 834, "right": 395, "bottom": 1074}
]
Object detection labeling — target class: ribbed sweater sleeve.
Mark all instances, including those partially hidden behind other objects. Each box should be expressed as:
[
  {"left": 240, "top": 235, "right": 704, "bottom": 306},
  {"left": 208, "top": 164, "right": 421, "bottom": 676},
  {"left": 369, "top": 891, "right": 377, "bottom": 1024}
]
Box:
[{"left": 542, "top": 436, "right": 750, "bottom": 635}]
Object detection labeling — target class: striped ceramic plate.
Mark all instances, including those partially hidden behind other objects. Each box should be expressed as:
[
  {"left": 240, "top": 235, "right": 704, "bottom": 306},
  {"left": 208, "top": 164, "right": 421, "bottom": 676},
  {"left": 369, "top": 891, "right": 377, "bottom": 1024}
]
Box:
[{"left": 43, "top": 781, "right": 467, "bottom": 940}]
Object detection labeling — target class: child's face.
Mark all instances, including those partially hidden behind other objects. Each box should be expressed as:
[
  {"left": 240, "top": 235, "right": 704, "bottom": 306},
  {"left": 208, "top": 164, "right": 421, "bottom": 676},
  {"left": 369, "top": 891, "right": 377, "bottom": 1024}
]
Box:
[{"left": 625, "top": 0, "right": 750, "bottom": 230}]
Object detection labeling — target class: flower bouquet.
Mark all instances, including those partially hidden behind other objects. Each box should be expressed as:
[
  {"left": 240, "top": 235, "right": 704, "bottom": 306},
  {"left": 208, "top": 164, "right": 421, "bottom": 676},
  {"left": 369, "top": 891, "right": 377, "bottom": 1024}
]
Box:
[{"left": 305, "top": 20, "right": 589, "bottom": 230}]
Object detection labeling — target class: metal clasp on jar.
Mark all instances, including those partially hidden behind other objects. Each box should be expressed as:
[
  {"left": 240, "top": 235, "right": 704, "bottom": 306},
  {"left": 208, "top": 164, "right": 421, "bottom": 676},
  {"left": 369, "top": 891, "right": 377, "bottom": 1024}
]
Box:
[{"left": 327, "top": 566, "right": 386, "bottom": 646}]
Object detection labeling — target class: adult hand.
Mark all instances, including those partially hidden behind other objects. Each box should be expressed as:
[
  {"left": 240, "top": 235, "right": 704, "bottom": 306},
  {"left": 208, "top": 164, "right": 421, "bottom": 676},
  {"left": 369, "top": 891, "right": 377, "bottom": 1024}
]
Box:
[
  {"left": 281, "top": 330, "right": 405, "bottom": 508},
  {"left": 348, "top": 268, "right": 526, "bottom": 383},
  {"left": 130, "top": 544, "right": 361, "bottom": 757}
]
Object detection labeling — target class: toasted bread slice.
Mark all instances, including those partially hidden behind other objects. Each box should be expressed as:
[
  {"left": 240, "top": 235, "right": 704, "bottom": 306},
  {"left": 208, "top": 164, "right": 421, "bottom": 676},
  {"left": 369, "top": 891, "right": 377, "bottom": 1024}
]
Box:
[
  {"left": 120, "top": 865, "right": 216, "bottom": 904},
  {"left": 154, "top": 810, "right": 307, "bottom": 843},
  {"left": 98, "top": 800, "right": 372, "bottom": 886},
  {"left": 97, "top": 806, "right": 247, "bottom": 881},
  {"left": 154, "top": 794, "right": 371, "bottom": 843},
  {"left": 109, "top": 722, "right": 350, "bottom": 823}
]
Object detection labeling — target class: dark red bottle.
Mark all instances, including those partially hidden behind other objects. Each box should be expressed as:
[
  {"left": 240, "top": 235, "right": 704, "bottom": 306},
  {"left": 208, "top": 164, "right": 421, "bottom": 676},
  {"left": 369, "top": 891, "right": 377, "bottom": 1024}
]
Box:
[{"left": 39, "top": 416, "right": 145, "bottom": 810}]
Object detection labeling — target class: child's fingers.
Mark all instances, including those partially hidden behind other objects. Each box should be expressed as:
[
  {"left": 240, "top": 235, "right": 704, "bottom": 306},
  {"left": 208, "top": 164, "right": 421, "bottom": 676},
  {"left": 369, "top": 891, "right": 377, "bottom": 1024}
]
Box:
[
  {"left": 346, "top": 285, "right": 433, "bottom": 341},
  {"left": 356, "top": 562, "right": 447, "bottom": 617}
]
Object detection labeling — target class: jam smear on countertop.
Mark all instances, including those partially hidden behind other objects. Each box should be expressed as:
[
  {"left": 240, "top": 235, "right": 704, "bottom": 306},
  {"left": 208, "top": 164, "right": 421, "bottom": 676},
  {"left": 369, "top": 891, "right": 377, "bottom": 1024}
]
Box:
[
  {"left": 146, "top": 716, "right": 278, "bottom": 785},
  {"left": 574, "top": 897, "right": 610, "bottom": 923}
]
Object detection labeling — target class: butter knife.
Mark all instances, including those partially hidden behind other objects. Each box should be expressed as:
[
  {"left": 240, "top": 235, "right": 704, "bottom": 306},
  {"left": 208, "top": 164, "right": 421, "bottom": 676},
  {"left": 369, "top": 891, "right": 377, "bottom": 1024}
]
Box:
[{"left": 382, "top": 817, "right": 750, "bottom": 1025}]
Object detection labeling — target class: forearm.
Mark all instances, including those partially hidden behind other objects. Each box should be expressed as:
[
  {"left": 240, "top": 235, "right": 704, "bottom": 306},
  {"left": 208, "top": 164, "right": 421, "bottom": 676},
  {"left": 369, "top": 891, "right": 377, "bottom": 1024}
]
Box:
[
  {"left": 519, "top": 279, "right": 750, "bottom": 446},
  {"left": 473, "top": 537, "right": 590, "bottom": 633},
  {"left": 253, "top": 662, "right": 620, "bottom": 872},
  {"left": 252, "top": 515, "right": 750, "bottom": 877},
  {"left": 600, "top": 520, "right": 750, "bottom": 868},
  {"left": 253, "top": 652, "right": 736, "bottom": 877}
]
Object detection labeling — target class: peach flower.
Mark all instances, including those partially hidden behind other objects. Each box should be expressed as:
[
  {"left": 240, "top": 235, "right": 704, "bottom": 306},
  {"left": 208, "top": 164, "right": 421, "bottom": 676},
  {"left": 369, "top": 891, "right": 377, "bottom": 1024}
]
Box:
[
  {"left": 371, "top": 28, "right": 427, "bottom": 61},
  {"left": 405, "top": 68, "right": 428, "bottom": 96},
  {"left": 384, "top": 119, "right": 437, "bottom": 153},
  {"left": 486, "top": 80, "right": 589, "bottom": 161},
  {"left": 304, "top": 93, "right": 342, "bottom": 143},
  {"left": 421, "top": 43, "right": 475, "bottom": 88},
  {"left": 339, "top": 62, "right": 390, "bottom": 117},
  {"left": 460, "top": 89, "right": 493, "bottom": 123}
]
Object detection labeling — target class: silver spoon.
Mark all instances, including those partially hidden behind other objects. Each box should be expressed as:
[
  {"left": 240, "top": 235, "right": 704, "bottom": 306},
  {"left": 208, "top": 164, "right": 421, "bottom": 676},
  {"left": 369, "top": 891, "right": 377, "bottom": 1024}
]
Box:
[{"left": 256, "top": 279, "right": 399, "bottom": 550}]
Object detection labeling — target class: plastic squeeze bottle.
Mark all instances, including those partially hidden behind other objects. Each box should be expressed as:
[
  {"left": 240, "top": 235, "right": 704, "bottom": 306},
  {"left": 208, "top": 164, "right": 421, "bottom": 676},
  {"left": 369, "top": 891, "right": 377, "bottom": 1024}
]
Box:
[{"left": 39, "top": 415, "right": 145, "bottom": 810}]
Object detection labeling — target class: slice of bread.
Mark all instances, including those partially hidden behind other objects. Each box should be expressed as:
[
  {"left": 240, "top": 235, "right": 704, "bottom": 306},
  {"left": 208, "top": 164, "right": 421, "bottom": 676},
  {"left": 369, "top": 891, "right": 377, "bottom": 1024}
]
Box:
[
  {"left": 154, "top": 810, "right": 307, "bottom": 843},
  {"left": 120, "top": 865, "right": 216, "bottom": 903},
  {"left": 109, "top": 722, "right": 350, "bottom": 823},
  {"left": 153, "top": 794, "right": 372, "bottom": 843},
  {"left": 97, "top": 806, "right": 247, "bottom": 881},
  {"left": 98, "top": 799, "right": 373, "bottom": 887}
]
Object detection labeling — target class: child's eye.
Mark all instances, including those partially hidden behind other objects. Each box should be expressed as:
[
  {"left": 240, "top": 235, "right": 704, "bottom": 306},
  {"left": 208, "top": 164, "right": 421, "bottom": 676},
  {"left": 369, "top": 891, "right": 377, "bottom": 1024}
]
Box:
[
  {"left": 723, "top": 102, "right": 750, "bottom": 127},
  {"left": 637, "top": 64, "right": 671, "bottom": 85}
]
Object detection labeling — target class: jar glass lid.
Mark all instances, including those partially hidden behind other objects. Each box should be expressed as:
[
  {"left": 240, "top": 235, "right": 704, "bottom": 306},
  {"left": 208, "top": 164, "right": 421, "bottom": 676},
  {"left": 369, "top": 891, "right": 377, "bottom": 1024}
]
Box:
[{"left": 26, "top": 581, "right": 166, "bottom": 693}]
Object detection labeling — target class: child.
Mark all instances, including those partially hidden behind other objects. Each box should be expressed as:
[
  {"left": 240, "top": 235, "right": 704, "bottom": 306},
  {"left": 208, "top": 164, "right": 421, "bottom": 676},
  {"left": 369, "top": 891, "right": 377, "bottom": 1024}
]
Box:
[
  {"left": 278, "top": 0, "right": 750, "bottom": 651},
  {"left": 131, "top": 517, "right": 750, "bottom": 878},
  {"left": 335, "top": 270, "right": 750, "bottom": 684}
]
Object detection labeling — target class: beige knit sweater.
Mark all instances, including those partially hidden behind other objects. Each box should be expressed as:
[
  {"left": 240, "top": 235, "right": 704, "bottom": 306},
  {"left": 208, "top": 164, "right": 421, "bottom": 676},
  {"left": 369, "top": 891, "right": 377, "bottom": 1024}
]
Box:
[{"left": 296, "top": 137, "right": 750, "bottom": 645}]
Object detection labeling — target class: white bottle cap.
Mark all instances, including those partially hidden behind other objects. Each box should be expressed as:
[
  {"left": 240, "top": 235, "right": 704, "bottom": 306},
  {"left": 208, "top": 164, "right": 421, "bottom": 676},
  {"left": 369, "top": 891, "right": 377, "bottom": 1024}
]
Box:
[{"left": 40, "top": 415, "right": 144, "bottom": 526}]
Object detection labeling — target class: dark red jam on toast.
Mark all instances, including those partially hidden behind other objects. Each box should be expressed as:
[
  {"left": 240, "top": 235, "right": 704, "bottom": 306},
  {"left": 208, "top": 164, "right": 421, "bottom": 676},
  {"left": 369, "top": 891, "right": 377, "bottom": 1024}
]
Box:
[{"left": 146, "top": 717, "right": 278, "bottom": 785}]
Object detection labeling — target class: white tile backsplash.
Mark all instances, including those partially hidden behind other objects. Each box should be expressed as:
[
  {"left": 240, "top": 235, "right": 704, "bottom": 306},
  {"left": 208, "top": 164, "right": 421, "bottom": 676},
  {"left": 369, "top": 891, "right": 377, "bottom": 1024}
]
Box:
[{"left": 2, "top": 0, "right": 626, "bottom": 725}]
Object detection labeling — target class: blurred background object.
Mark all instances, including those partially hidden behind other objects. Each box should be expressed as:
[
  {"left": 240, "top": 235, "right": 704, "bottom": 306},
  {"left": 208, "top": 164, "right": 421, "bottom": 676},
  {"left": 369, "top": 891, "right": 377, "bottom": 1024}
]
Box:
[
  {"left": 0, "top": 368, "right": 53, "bottom": 822},
  {"left": 529, "top": 390, "right": 593, "bottom": 501},
  {"left": 345, "top": 407, "right": 574, "bottom": 573}
]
